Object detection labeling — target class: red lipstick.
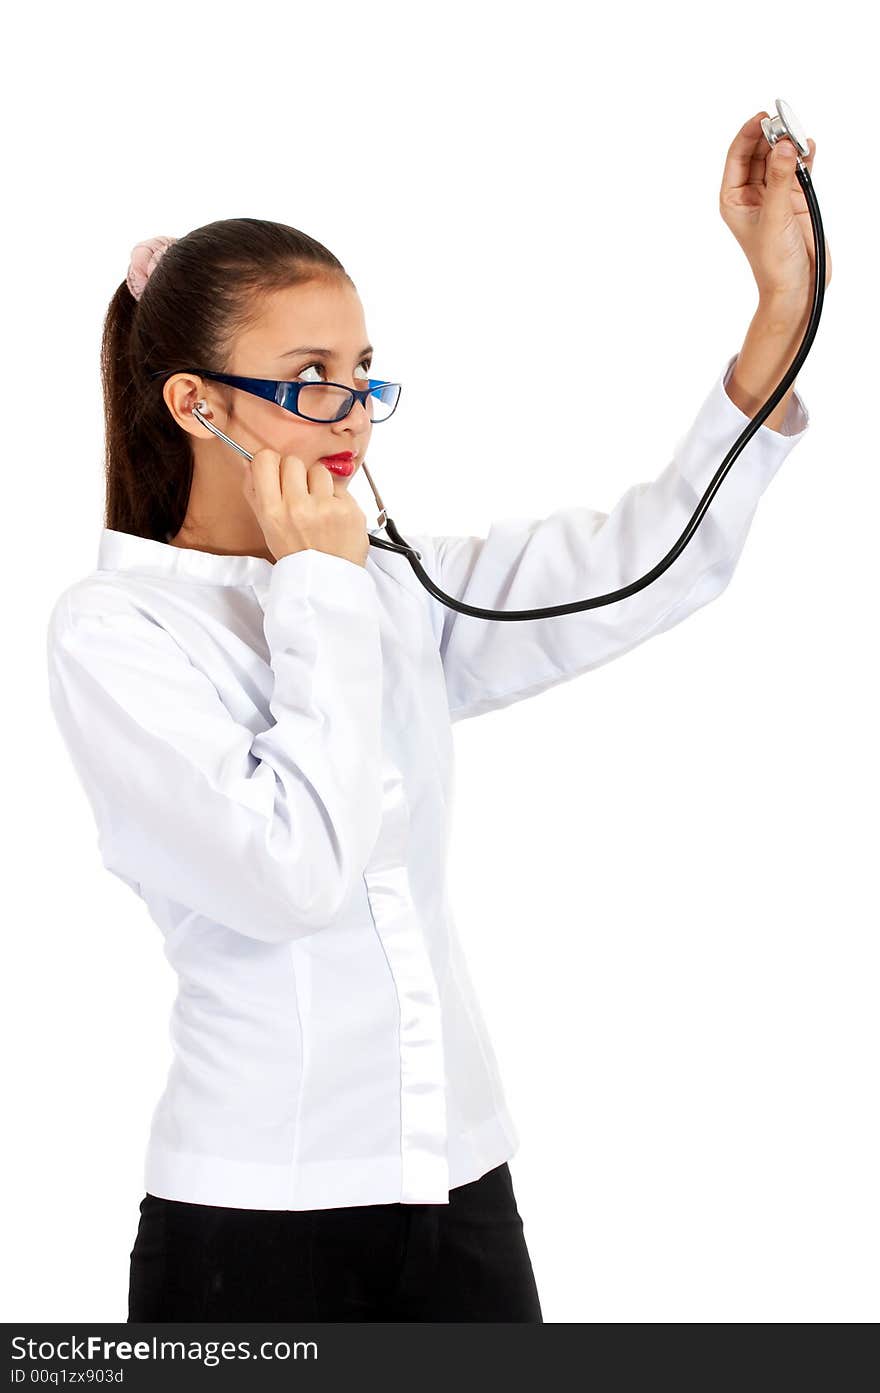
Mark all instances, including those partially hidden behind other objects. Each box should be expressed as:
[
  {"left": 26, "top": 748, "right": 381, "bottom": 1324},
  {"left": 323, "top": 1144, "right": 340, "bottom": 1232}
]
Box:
[{"left": 319, "top": 451, "right": 356, "bottom": 477}]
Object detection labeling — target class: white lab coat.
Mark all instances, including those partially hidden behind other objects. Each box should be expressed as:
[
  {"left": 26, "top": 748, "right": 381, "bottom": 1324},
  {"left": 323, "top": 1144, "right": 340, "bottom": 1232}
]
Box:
[{"left": 45, "top": 353, "right": 809, "bottom": 1210}]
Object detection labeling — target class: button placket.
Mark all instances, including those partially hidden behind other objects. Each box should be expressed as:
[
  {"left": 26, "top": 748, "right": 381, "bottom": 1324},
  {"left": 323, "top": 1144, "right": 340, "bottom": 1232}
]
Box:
[{"left": 363, "top": 754, "right": 450, "bottom": 1202}]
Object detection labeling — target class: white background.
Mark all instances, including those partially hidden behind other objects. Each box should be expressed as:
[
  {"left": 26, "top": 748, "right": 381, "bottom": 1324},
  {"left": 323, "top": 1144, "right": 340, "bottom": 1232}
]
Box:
[{"left": 4, "top": 0, "right": 876, "bottom": 1324}]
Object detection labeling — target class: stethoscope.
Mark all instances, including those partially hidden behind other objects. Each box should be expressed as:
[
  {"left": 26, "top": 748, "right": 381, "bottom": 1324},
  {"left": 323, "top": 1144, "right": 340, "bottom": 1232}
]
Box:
[{"left": 190, "top": 98, "right": 824, "bottom": 622}]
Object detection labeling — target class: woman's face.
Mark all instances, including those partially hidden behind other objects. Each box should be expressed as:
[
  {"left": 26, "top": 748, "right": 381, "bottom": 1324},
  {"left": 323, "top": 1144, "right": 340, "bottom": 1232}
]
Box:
[
  {"left": 221, "top": 277, "right": 374, "bottom": 488},
  {"left": 170, "top": 276, "right": 375, "bottom": 494}
]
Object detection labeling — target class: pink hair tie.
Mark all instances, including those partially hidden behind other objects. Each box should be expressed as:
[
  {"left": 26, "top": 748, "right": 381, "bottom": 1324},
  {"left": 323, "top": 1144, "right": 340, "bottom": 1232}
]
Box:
[{"left": 126, "top": 235, "right": 177, "bottom": 301}]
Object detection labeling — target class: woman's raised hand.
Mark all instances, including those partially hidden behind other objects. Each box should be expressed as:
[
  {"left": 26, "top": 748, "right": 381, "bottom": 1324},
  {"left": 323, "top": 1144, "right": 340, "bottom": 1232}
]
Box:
[{"left": 718, "top": 111, "right": 831, "bottom": 308}]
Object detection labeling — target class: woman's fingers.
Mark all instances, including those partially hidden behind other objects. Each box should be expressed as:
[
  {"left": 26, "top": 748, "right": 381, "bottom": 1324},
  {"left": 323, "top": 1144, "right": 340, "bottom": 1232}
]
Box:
[
  {"left": 249, "top": 448, "right": 291, "bottom": 514},
  {"left": 721, "top": 113, "right": 816, "bottom": 210},
  {"left": 802, "top": 137, "right": 816, "bottom": 173},
  {"left": 720, "top": 112, "right": 771, "bottom": 196}
]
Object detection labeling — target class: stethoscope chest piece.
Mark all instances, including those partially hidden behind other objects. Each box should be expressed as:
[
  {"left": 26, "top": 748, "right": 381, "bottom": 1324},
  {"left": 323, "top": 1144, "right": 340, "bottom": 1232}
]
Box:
[{"left": 761, "top": 98, "right": 810, "bottom": 158}]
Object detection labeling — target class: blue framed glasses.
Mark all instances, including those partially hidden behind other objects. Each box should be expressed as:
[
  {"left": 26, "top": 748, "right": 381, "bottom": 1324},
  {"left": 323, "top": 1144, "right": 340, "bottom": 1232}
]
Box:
[{"left": 147, "top": 368, "right": 402, "bottom": 424}]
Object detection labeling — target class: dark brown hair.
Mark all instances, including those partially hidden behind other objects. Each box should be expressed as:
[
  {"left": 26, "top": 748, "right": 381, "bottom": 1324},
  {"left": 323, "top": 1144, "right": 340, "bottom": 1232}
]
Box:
[{"left": 100, "top": 217, "right": 353, "bottom": 542}]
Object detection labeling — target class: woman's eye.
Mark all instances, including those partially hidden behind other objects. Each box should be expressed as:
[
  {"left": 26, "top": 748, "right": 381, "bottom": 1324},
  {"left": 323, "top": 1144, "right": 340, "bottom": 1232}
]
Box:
[{"left": 297, "top": 360, "right": 372, "bottom": 383}]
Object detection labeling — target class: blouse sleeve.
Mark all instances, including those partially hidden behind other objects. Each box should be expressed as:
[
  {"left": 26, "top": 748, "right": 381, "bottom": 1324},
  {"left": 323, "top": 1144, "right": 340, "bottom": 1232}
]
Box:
[
  {"left": 46, "top": 547, "right": 385, "bottom": 943},
  {"left": 418, "top": 353, "right": 809, "bottom": 723}
]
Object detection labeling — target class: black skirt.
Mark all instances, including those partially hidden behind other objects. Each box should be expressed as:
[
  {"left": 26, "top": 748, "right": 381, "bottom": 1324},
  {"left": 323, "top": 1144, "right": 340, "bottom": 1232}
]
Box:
[{"left": 127, "top": 1160, "right": 543, "bottom": 1322}]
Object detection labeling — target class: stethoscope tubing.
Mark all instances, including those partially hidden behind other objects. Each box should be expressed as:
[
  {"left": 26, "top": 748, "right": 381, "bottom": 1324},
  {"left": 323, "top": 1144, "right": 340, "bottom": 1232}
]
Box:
[{"left": 377, "top": 152, "right": 824, "bottom": 619}]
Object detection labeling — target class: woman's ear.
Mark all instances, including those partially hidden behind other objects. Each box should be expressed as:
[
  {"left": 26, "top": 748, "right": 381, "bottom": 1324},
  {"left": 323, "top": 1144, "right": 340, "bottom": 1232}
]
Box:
[{"left": 163, "top": 375, "right": 216, "bottom": 438}]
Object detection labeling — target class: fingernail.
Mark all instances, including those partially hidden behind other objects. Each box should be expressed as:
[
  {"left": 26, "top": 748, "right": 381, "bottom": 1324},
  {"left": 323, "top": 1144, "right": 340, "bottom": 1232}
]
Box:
[{"left": 777, "top": 142, "right": 796, "bottom": 158}]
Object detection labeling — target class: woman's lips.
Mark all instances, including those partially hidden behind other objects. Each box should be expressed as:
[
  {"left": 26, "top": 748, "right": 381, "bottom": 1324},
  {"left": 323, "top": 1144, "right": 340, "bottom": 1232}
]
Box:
[{"left": 320, "top": 452, "right": 356, "bottom": 477}]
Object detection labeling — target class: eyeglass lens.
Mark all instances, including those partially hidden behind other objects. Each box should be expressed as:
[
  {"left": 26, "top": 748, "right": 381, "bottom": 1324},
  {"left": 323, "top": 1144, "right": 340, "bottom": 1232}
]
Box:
[{"left": 279, "top": 382, "right": 399, "bottom": 423}]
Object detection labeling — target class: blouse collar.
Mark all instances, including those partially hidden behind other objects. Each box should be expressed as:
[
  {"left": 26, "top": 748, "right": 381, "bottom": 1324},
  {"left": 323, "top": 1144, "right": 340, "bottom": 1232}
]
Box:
[
  {"left": 96, "top": 525, "right": 389, "bottom": 600},
  {"left": 97, "top": 528, "right": 276, "bottom": 591}
]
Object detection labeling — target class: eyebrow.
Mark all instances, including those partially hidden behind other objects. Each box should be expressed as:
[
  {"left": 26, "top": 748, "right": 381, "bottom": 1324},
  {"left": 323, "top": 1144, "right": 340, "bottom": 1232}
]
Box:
[{"left": 278, "top": 344, "right": 373, "bottom": 359}]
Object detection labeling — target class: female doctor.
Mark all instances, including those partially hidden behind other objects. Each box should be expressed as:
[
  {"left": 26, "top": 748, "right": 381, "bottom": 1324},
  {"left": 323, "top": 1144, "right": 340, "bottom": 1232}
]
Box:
[{"left": 46, "top": 111, "right": 828, "bottom": 1323}]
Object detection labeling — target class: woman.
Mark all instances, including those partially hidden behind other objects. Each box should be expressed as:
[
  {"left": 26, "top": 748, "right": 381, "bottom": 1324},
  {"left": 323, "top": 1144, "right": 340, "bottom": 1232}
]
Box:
[{"left": 45, "top": 112, "right": 826, "bottom": 1322}]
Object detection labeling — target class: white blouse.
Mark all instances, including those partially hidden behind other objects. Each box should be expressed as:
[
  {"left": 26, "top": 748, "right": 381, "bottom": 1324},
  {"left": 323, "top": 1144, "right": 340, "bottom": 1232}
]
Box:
[{"left": 45, "top": 353, "right": 808, "bottom": 1211}]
